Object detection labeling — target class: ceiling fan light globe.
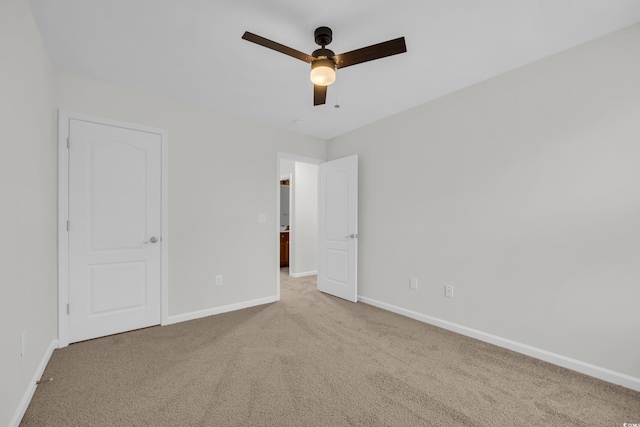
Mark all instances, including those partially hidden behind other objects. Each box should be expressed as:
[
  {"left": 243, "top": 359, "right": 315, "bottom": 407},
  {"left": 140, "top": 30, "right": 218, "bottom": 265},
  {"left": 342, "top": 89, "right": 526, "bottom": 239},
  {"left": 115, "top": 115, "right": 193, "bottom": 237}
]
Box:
[{"left": 310, "top": 59, "right": 336, "bottom": 86}]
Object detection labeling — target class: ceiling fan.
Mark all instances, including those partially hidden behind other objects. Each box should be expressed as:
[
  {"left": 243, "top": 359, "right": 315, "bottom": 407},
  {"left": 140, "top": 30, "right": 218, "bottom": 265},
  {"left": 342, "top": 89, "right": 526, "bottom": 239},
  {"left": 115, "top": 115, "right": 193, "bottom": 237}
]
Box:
[{"left": 241, "top": 27, "right": 407, "bottom": 106}]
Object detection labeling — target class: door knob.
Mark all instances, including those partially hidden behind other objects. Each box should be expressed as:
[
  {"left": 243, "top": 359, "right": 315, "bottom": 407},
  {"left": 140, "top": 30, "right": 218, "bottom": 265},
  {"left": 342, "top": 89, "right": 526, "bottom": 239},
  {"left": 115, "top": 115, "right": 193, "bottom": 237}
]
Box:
[
  {"left": 345, "top": 233, "right": 357, "bottom": 239},
  {"left": 143, "top": 236, "right": 159, "bottom": 244}
]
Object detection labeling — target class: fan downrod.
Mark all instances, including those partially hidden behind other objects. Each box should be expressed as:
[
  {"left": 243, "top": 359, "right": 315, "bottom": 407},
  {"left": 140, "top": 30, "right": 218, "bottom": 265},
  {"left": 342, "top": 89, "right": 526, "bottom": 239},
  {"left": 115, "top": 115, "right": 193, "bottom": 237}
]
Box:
[{"left": 314, "top": 27, "right": 332, "bottom": 47}]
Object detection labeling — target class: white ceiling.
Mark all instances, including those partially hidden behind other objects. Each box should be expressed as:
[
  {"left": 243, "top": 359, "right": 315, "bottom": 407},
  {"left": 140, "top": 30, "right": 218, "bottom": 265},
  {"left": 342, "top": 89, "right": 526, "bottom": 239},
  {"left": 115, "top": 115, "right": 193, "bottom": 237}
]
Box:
[{"left": 29, "top": 0, "right": 640, "bottom": 140}]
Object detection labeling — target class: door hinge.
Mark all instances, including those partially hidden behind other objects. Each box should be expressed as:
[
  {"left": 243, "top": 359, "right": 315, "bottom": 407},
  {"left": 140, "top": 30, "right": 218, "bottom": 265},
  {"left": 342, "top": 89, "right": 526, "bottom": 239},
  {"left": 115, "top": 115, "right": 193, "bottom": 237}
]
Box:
[
  {"left": 66, "top": 303, "right": 70, "bottom": 315},
  {"left": 67, "top": 137, "right": 70, "bottom": 149},
  {"left": 66, "top": 220, "right": 69, "bottom": 232}
]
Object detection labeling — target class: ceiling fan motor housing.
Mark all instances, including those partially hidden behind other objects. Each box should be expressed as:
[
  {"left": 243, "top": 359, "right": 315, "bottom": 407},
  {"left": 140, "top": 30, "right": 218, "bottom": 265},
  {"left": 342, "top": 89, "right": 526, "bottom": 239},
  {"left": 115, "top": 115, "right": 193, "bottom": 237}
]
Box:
[{"left": 314, "top": 26, "right": 333, "bottom": 47}]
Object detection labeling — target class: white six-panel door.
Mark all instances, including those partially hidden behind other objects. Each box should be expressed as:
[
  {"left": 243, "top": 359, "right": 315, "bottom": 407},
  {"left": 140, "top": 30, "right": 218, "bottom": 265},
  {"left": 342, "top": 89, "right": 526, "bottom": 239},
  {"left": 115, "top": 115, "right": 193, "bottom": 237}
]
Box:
[
  {"left": 68, "top": 119, "right": 162, "bottom": 343},
  {"left": 318, "top": 155, "right": 358, "bottom": 302}
]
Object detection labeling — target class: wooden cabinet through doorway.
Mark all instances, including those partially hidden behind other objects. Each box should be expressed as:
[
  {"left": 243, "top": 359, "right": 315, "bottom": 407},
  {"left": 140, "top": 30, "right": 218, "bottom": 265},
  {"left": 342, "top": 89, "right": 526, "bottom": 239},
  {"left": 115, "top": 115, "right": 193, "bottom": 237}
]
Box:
[{"left": 280, "top": 232, "right": 289, "bottom": 267}]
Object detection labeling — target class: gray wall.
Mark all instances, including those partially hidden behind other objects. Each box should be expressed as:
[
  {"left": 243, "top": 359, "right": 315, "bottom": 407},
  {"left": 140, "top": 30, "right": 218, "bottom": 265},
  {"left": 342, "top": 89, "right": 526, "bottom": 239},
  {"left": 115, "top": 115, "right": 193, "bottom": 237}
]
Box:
[
  {"left": 0, "top": 0, "right": 58, "bottom": 425},
  {"left": 328, "top": 24, "right": 640, "bottom": 378},
  {"left": 55, "top": 72, "right": 327, "bottom": 317}
]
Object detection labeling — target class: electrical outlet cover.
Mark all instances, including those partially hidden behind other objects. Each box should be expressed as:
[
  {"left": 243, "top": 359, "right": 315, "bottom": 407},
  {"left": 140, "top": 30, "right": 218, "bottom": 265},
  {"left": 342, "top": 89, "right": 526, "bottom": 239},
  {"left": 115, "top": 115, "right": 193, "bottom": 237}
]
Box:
[{"left": 445, "top": 285, "right": 454, "bottom": 298}]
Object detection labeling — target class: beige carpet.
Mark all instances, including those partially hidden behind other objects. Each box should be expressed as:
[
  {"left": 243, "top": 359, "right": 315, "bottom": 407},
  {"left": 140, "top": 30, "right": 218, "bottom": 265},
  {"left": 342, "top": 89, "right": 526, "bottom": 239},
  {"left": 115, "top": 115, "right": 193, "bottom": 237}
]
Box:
[{"left": 22, "top": 272, "right": 640, "bottom": 426}]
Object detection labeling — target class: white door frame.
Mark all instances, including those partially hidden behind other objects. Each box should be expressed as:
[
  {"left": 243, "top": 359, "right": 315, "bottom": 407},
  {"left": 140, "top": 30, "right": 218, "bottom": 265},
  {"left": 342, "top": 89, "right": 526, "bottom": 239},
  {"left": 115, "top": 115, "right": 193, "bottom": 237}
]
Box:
[
  {"left": 275, "top": 152, "right": 323, "bottom": 301},
  {"left": 58, "top": 110, "right": 169, "bottom": 348}
]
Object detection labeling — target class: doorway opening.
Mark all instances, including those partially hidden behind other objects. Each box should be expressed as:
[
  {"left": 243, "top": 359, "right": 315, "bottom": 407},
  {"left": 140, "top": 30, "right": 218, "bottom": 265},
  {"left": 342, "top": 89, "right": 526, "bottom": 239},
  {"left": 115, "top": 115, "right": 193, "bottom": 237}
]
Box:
[
  {"left": 276, "top": 153, "right": 322, "bottom": 300},
  {"left": 279, "top": 177, "right": 290, "bottom": 269},
  {"left": 276, "top": 152, "right": 359, "bottom": 303}
]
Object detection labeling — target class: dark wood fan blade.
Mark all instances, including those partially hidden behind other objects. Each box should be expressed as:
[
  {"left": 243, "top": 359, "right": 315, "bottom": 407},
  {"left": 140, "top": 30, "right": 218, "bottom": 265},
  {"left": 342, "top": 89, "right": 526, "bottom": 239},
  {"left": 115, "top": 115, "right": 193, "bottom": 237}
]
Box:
[
  {"left": 334, "top": 37, "right": 406, "bottom": 69},
  {"left": 242, "top": 31, "right": 314, "bottom": 63},
  {"left": 313, "top": 85, "right": 327, "bottom": 106}
]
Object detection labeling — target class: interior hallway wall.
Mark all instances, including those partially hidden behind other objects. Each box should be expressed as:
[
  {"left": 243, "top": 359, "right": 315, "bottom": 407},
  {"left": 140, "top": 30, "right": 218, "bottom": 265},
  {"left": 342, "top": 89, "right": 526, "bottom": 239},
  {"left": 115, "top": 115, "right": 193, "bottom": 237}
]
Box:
[{"left": 291, "top": 162, "right": 318, "bottom": 277}]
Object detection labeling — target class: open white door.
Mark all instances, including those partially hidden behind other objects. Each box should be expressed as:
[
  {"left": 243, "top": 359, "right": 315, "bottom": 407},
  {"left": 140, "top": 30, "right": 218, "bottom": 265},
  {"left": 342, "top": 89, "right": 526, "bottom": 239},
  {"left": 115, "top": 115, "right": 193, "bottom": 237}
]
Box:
[{"left": 318, "top": 155, "right": 358, "bottom": 302}]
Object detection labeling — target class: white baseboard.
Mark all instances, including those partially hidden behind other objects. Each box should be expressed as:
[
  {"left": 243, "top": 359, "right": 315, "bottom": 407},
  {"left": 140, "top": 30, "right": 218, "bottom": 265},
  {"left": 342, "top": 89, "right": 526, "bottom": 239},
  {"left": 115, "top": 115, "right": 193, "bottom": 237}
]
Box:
[
  {"left": 289, "top": 270, "right": 317, "bottom": 278},
  {"left": 358, "top": 296, "right": 640, "bottom": 392},
  {"left": 164, "top": 296, "right": 277, "bottom": 325},
  {"left": 10, "top": 338, "right": 58, "bottom": 427}
]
